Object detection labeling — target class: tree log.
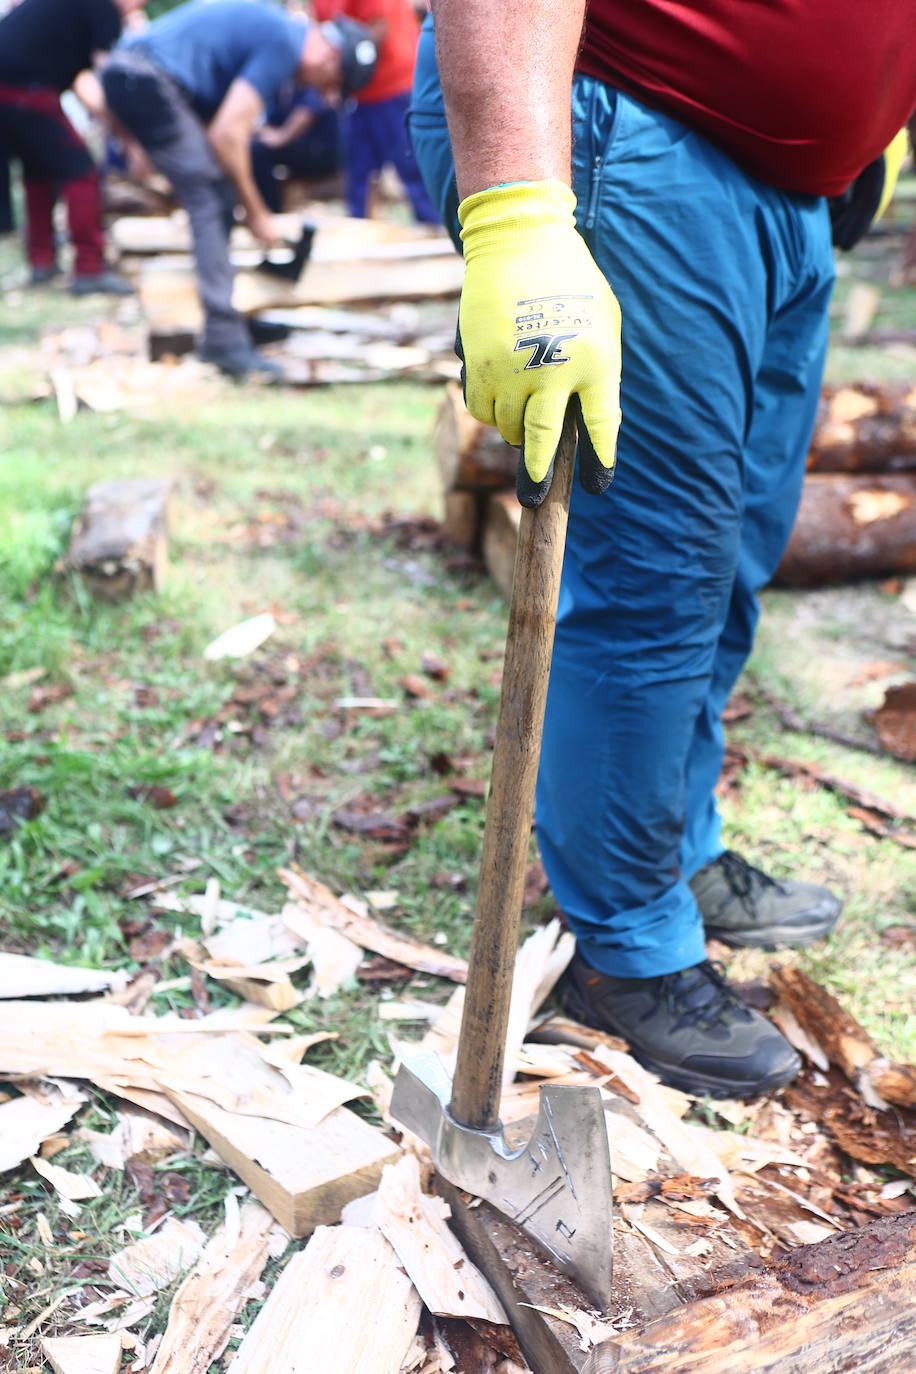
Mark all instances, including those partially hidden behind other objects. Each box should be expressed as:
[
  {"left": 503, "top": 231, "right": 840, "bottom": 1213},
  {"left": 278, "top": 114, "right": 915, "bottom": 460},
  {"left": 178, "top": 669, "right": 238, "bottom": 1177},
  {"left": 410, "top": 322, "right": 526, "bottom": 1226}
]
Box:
[
  {"left": 435, "top": 383, "right": 519, "bottom": 493},
  {"left": 585, "top": 1213, "right": 916, "bottom": 1374},
  {"left": 773, "top": 473, "right": 916, "bottom": 585},
  {"left": 482, "top": 491, "right": 522, "bottom": 599},
  {"left": 807, "top": 384, "right": 916, "bottom": 473},
  {"left": 62, "top": 478, "right": 172, "bottom": 601}
]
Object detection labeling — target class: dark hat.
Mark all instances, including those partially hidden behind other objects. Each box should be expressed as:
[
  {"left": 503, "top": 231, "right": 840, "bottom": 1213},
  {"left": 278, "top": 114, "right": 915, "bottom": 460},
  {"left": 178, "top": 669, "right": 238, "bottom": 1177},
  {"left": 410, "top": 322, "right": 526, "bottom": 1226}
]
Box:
[{"left": 321, "top": 17, "right": 378, "bottom": 98}]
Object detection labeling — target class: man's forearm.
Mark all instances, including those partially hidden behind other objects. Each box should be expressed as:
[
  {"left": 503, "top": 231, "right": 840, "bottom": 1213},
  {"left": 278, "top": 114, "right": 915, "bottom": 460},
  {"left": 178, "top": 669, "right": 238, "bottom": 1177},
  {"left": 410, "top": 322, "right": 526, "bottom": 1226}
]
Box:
[
  {"left": 209, "top": 126, "right": 268, "bottom": 220},
  {"left": 431, "top": 0, "right": 585, "bottom": 200}
]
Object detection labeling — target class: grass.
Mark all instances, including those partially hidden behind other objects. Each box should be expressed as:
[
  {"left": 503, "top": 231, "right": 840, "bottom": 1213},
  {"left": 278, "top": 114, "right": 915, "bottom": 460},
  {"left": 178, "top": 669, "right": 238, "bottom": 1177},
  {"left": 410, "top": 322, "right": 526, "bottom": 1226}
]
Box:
[{"left": 2, "top": 188, "right": 916, "bottom": 1361}]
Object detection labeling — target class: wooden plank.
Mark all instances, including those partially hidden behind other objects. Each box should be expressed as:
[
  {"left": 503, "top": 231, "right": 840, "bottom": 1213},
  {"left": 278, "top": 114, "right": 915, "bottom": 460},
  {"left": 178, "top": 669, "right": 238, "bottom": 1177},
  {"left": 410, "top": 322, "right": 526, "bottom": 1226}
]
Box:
[
  {"left": 113, "top": 211, "right": 439, "bottom": 257},
  {"left": 226, "top": 1225, "right": 421, "bottom": 1374},
  {"left": 583, "top": 1214, "right": 916, "bottom": 1374},
  {"left": 149, "top": 1201, "right": 277, "bottom": 1374},
  {"left": 374, "top": 1155, "right": 507, "bottom": 1322},
  {"left": 63, "top": 478, "right": 172, "bottom": 602},
  {"left": 166, "top": 1087, "right": 400, "bottom": 1236},
  {"left": 41, "top": 1334, "right": 122, "bottom": 1374},
  {"left": 139, "top": 242, "right": 462, "bottom": 334}
]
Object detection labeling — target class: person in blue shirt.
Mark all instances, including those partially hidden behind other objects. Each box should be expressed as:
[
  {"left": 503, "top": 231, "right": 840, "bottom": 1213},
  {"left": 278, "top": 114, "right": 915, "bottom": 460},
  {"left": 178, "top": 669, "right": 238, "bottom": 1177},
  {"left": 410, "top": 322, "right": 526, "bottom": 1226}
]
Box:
[
  {"left": 251, "top": 87, "right": 341, "bottom": 212},
  {"left": 102, "top": 0, "right": 376, "bottom": 379}
]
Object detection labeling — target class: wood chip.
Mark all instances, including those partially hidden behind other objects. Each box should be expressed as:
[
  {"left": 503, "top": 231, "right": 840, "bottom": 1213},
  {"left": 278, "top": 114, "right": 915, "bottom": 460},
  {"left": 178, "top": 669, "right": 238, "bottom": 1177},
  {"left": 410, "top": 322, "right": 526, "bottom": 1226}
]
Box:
[
  {"left": 0, "top": 952, "right": 125, "bottom": 999},
  {"left": 108, "top": 1216, "right": 206, "bottom": 1296},
  {"left": 30, "top": 1155, "right": 101, "bottom": 1201},
  {"left": 0, "top": 1081, "right": 86, "bottom": 1174},
  {"left": 41, "top": 1334, "right": 122, "bottom": 1374},
  {"left": 375, "top": 1155, "right": 508, "bottom": 1323}
]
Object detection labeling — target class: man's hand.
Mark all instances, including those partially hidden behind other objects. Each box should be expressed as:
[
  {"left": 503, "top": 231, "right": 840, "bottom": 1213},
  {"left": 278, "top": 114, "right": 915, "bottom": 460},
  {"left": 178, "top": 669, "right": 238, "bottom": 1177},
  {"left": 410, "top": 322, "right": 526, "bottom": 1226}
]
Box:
[
  {"left": 247, "top": 208, "right": 280, "bottom": 247},
  {"left": 458, "top": 180, "right": 621, "bottom": 507}
]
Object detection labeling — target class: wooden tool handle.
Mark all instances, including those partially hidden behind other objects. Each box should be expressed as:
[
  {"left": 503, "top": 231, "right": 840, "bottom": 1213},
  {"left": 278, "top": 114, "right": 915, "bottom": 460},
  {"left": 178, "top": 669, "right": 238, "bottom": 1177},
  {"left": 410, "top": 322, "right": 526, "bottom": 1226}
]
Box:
[{"left": 450, "top": 412, "right": 577, "bottom": 1130}]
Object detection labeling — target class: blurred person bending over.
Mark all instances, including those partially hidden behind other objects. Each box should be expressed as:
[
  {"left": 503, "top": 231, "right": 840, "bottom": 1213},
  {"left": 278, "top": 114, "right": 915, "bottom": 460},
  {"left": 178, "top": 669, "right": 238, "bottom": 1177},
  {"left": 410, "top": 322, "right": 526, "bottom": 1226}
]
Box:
[
  {"left": 0, "top": 0, "right": 142, "bottom": 292},
  {"left": 102, "top": 0, "right": 377, "bottom": 379}
]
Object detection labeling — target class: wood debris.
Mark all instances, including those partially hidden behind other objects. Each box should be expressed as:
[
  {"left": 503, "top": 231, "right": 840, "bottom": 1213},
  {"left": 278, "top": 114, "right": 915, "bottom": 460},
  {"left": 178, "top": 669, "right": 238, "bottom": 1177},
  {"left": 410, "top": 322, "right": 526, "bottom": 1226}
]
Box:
[
  {"left": 149, "top": 1201, "right": 279, "bottom": 1374},
  {"left": 0, "top": 952, "right": 126, "bottom": 999},
  {"left": 0, "top": 1080, "right": 86, "bottom": 1174},
  {"left": 375, "top": 1155, "right": 508, "bottom": 1323},
  {"left": 41, "top": 1333, "right": 123, "bottom": 1374},
  {"left": 226, "top": 1225, "right": 422, "bottom": 1374},
  {"left": 108, "top": 1215, "right": 206, "bottom": 1296},
  {"left": 30, "top": 1155, "right": 101, "bottom": 1202},
  {"left": 280, "top": 866, "right": 468, "bottom": 982}
]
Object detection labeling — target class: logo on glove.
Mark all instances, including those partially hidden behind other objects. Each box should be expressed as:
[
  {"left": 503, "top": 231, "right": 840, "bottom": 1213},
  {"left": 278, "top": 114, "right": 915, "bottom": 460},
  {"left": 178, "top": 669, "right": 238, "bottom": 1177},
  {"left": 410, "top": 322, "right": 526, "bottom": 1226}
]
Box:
[{"left": 513, "top": 334, "right": 576, "bottom": 369}]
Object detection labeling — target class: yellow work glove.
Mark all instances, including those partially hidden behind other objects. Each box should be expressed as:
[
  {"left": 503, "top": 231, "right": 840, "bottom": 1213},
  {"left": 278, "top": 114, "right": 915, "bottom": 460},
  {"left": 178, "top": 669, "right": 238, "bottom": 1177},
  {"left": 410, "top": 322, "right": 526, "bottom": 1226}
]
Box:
[
  {"left": 877, "top": 128, "right": 909, "bottom": 221},
  {"left": 457, "top": 180, "right": 622, "bottom": 507}
]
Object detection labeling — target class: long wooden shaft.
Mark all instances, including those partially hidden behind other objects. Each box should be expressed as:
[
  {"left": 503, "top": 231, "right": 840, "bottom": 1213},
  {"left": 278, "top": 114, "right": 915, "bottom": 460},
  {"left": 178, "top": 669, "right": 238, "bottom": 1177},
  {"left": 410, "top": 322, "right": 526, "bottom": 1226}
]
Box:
[{"left": 450, "top": 414, "right": 577, "bottom": 1130}]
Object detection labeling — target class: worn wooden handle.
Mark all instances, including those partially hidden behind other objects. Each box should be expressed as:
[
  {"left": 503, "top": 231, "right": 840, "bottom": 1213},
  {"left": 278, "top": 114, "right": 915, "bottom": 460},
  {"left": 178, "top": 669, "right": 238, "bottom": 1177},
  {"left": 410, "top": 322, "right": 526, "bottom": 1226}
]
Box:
[{"left": 450, "top": 412, "right": 577, "bottom": 1130}]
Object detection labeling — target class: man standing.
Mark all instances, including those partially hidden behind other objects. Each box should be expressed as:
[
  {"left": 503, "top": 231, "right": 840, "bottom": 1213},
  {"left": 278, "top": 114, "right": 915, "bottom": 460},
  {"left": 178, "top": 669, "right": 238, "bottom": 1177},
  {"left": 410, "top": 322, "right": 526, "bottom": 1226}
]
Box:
[
  {"left": 319, "top": 0, "right": 436, "bottom": 223},
  {"left": 409, "top": 3, "right": 916, "bottom": 1097},
  {"left": 102, "top": 1, "right": 377, "bottom": 379},
  {"left": 0, "top": 0, "right": 140, "bottom": 293}
]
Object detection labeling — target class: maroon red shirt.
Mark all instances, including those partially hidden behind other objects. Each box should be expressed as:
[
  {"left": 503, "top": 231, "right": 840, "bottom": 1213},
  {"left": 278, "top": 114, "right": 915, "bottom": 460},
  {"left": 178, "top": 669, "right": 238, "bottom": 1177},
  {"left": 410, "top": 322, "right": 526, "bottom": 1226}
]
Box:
[{"left": 579, "top": 1, "right": 916, "bottom": 196}]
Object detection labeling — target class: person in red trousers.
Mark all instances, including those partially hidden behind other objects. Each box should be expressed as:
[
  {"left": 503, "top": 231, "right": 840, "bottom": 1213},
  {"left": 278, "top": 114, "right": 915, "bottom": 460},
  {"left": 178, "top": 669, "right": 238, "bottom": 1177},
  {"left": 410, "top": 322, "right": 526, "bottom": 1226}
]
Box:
[{"left": 0, "top": 0, "right": 142, "bottom": 292}]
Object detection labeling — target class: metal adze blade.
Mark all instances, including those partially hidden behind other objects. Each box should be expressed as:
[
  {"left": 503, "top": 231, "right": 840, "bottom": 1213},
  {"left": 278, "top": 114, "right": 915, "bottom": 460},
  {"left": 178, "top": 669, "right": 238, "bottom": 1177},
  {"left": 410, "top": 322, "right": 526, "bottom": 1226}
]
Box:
[{"left": 391, "top": 1050, "right": 613, "bottom": 1311}]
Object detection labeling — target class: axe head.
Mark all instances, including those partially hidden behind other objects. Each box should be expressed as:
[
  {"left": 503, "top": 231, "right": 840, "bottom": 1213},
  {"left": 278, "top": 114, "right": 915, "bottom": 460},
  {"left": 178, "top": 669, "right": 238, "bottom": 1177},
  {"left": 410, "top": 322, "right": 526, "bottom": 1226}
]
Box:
[
  {"left": 391, "top": 1051, "right": 614, "bottom": 1311},
  {"left": 256, "top": 224, "right": 316, "bottom": 282}
]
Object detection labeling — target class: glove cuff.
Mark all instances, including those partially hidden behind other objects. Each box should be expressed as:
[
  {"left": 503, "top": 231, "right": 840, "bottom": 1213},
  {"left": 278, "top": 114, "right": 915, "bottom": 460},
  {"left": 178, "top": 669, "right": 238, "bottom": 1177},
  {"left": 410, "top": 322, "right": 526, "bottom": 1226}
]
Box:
[{"left": 458, "top": 179, "right": 577, "bottom": 253}]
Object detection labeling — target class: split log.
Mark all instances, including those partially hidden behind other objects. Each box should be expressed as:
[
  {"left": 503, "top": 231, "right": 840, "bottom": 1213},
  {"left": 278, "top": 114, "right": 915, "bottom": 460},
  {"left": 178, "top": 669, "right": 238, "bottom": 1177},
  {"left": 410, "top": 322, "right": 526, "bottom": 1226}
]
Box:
[
  {"left": 770, "top": 965, "right": 916, "bottom": 1109},
  {"left": 165, "top": 1086, "right": 400, "bottom": 1235},
  {"left": 482, "top": 492, "right": 521, "bottom": 600},
  {"left": 226, "top": 1225, "right": 422, "bottom": 1374},
  {"left": 435, "top": 383, "right": 518, "bottom": 493},
  {"left": 442, "top": 490, "right": 482, "bottom": 551},
  {"left": 807, "top": 384, "right": 916, "bottom": 473},
  {"left": 773, "top": 474, "right": 916, "bottom": 585},
  {"left": 584, "top": 1213, "right": 916, "bottom": 1374},
  {"left": 149, "top": 1201, "right": 277, "bottom": 1374},
  {"left": 62, "top": 478, "right": 172, "bottom": 601}
]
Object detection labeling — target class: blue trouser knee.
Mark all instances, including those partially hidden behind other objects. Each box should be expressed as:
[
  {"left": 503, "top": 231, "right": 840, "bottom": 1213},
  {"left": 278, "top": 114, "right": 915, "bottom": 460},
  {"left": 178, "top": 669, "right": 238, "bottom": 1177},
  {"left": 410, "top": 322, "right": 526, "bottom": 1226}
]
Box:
[{"left": 410, "top": 27, "right": 835, "bottom": 978}]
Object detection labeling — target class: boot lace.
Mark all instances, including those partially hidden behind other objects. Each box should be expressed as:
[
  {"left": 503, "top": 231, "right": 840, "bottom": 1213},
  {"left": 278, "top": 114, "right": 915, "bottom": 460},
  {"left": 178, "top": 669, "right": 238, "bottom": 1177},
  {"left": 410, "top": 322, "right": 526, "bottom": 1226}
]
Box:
[
  {"left": 646, "top": 961, "right": 753, "bottom": 1033},
  {"left": 718, "top": 850, "right": 782, "bottom": 899}
]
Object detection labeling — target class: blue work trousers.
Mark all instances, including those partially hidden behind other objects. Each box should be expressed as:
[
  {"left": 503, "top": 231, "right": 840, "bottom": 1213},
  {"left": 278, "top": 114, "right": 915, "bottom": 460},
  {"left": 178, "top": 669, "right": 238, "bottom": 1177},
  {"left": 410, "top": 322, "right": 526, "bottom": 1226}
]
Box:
[{"left": 410, "top": 31, "right": 835, "bottom": 978}]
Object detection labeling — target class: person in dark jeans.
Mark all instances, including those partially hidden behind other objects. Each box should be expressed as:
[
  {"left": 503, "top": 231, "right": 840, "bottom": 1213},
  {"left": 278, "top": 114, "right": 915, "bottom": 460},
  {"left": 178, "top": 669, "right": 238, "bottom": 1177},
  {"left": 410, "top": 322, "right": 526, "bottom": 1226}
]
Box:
[
  {"left": 251, "top": 89, "right": 341, "bottom": 212},
  {"left": 0, "top": 0, "right": 140, "bottom": 292},
  {"left": 102, "top": 1, "right": 377, "bottom": 381}
]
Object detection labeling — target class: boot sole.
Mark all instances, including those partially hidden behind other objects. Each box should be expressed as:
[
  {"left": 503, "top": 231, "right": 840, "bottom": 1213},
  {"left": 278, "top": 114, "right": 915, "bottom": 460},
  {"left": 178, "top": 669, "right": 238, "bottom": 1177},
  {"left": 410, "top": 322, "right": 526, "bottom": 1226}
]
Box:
[{"left": 704, "top": 917, "right": 839, "bottom": 950}]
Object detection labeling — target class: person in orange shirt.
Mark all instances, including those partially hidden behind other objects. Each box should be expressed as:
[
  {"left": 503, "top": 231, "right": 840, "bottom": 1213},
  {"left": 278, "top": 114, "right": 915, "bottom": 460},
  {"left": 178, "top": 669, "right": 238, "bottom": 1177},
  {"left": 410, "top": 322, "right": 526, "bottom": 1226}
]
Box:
[{"left": 316, "top": 0, "right": 436, "bottom": 221}]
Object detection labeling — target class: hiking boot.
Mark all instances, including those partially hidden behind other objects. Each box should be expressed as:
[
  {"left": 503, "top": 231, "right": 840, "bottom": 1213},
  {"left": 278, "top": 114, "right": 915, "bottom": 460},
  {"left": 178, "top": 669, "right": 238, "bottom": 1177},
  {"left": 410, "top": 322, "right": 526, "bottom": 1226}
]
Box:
[
  {"left": 30, "top": 264, "right": 61, "bottom": 285},
  {"left": 70, "top": 269, "right": 134, "bottom": 296},
  {"left": 690, "top": 850, "right": 841, "bottom": 949},
  {"left": 198, "top": 342, "right": 284, "bottom": 381},
  {"left": 561, "top": 952, "right": 801, "bottom": 1098}
]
